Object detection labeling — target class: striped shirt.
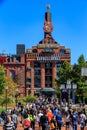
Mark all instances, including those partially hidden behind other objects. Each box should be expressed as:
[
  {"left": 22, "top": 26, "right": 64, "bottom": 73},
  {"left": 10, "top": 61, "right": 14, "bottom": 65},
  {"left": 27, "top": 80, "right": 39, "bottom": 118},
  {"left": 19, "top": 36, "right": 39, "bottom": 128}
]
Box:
[{"left": 4, "top": 121, "right": 15, "bottom": 130}]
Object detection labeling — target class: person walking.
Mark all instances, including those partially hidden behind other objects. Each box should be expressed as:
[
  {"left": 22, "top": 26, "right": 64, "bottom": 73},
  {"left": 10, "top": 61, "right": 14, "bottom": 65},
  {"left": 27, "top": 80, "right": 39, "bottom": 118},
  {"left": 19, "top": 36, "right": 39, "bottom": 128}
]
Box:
[
  {"left": 65, "top": 111, "right": 70, "bottom": 130},
  {"left": 11, "top": 110, "right": 18, "bottom": 129},
  {"left": 71, "top": 109, "right": 79, "bottom": 130},
  {"left": 36, "top": 110, "right": 43, "bottom": 129},
  {"left": 40, "top": 111, "right": 49, "bottom": 130},
  {"left": 79, "top": 110, "right": 86, "bottom": 130},
  {"left": 3, "top": 115, "right": 15, "bottom": 130},
  {"left": 56, "top": 111, "right": 64, "bottom": 130},
  {"left": 22, "top": 113, "right": 31, "bottom": 130}
]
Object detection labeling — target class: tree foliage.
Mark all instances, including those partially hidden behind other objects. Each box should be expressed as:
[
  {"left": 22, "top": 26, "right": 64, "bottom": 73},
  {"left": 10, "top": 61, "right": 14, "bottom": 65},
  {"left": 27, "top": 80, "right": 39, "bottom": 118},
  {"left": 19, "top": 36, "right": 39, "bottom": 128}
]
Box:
[
  {"left": 0, "top": 65, "right": 6, "bottom": 94},
  {"left": 55, "top": 61, "right": 71, "bottom": 99},
  {"left": 22, "top": 94, "right": 37, "bottom": 104},
  {"left": 55, "top": 54, "right": 87, "bottom": 102},
  {"left": 55, "top": 61, "right": 71, "bottom": 86},
  {"left": 78, "top": 54, "right": 86, "bottom": 67},
  {"left": 4, "top": 76, "right": 19, "bottom": 97}
]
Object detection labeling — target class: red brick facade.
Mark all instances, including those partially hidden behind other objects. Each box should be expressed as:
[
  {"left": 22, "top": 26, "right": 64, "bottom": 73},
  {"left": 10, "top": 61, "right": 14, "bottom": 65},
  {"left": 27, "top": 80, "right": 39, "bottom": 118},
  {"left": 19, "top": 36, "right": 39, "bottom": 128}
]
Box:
[
  {"left": 1, "top": 54, "right": 25, "bottom": 97},
  {"left": 25, "top": 6, "right": 70, "bottom": 95}
]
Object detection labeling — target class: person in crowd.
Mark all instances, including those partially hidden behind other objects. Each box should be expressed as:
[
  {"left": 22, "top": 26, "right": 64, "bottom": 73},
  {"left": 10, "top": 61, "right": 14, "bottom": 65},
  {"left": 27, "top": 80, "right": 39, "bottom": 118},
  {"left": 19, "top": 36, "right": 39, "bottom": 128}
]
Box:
[
  {"left": 56, "top": 110, "right": 64, "bottom": 130},
  {"left": 40, "top": 111, "right": 49, "bottom": 130},
  {"left": 1, "top": 111, "right": 8, "bottom": 124},
  {"left": 47, "top": 108, "right": 53, "bottom": 123},
  {"left": 65, "top": 111, "right": 70, "bottom": 130},
  {"left": 53, "top": 106, "right": 58, "bottom": 117},
  {"left": 79, "top": 110, "right": 86, "bottom": 130},
  {"left": 11, "top": 110, "right": 18, "bottom": 129},
  {"left": 3, "top": 115, "right": 15, "bottom": 130},
  {"left": 36, "top": 110, "right": 43, "bottom": 128},
  {"left": 22, "top": 112, "right": 31, "bottom": 130},
  {"left": 50, "top": 115, "right": 56, "bottom": 130},
  {"left": 28, "top": 110, "right": 36, "bottom": 130},
  {"left": 71, "top": 109, "right": 79, "bottom": 130}
]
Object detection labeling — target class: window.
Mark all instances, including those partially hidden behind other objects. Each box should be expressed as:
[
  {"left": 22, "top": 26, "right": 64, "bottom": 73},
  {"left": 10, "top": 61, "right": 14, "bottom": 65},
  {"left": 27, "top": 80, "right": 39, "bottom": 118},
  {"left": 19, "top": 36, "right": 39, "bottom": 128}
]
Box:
[
  {"left": 45, "top": 63, "right": 52, "bottom": 68},
  {"left": 32, "top": 49, "right": 37, "bottom": 53},
  {"left": 34, "top": 84, "right": 41, "bottom": 88},
  {"left": 34, "top": 62, "right": 40, "bottom": 67},
  {"left": 56, "top": 63, "right": 61, "bottom": 67},
  {"left": 7, "top": 57, "right": 10, "bottom": 62},
  {"left": 16, "top": 56, "right": 21, "bottom": 62},
  {"left": 60, "top": 49, "right": 65, "bottom": 54},
  {"left": 34, "top": 76, "right": 41, "bottom": 88},
  {"left": 34, "top": 77, "right": 41, "bottom": 82},
  {"left": 10, "top": 70, "right": 15, "bottom": 80},
  {"left": 34, "top": 69, "right": 40, "bottom": 75}
]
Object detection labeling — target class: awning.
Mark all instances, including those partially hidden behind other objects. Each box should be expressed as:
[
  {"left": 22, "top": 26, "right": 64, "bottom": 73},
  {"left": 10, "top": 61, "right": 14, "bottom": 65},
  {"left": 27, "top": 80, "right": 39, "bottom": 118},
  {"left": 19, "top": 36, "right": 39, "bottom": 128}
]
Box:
[{"left": 40, "top": 87, "right": 56, "bottom": 94}]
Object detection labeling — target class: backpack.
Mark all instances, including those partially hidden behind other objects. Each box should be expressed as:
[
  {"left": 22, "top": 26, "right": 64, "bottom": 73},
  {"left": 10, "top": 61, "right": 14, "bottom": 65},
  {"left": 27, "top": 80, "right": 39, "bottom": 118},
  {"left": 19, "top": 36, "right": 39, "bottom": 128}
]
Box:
[{"left": 24, "top": 119, "right": 31, "bottom": 127}]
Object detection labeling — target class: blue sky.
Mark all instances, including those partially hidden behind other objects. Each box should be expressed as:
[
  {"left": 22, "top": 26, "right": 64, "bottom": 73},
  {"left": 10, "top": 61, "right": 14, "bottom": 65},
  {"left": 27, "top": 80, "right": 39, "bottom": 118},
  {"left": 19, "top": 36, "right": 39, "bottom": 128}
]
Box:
[{"left": 0, "top": 0, "right": 87, "bottom": 64}]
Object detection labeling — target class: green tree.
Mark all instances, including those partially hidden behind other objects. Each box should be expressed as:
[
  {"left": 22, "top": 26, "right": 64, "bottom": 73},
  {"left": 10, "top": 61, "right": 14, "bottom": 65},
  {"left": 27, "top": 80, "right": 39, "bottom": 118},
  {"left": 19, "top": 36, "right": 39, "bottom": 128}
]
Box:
[
  {"left": 55, "top": 61, "right": 71, "bottom": 99},
  {"left": 5, "top": 76, "right": 19, "bottom": 97},
  {"left": 22, "top": 94, "right": 37, "bottom": 104},
  {"left": 0, "top": 65, "right": 6, "bottom": 94},
  {"left": 70, "top": 55, "right": 87, "bottom": 102},
  {"left": 56, "top": 61, "right": 71, "bottom": 85},
  {"left": 55, "top": 54, "right": 87, "bottom": 103},
  {"left": 78, "top": 54, "right": 86, "bottom": 67},
  {"left": 76, "top": 55, "right": 87, "bottom": 101}
]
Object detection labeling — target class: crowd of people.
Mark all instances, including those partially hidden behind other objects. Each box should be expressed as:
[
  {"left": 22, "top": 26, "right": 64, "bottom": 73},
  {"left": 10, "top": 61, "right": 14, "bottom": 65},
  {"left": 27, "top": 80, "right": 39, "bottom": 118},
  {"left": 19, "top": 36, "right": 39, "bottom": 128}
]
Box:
[{"left": 0, "top": 96, "right": 87, "bottom": 130}]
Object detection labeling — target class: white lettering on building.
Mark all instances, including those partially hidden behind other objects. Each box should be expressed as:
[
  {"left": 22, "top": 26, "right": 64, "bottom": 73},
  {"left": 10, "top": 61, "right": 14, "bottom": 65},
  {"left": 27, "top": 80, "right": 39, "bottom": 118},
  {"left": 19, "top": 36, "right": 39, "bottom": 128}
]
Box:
[{"left": 37, "top": 54, "right": 61, "bottom": 61}]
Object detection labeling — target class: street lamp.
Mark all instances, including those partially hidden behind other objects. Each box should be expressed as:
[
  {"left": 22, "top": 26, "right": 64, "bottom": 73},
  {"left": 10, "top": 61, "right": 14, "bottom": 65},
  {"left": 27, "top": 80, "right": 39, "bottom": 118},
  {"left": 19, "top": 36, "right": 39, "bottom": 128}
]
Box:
[
  {"left": 60, "top": 84, "right": 67, "bottom": 103},
  {"left": 66, "top": 80, "right": 71, "bottom": 105},
  {"left": 15, "top": 88, "right": 19, "bottom": 107},
  {"left": 60, "top": 80, "right": 77, "bottom": 105},
  {"left": 5, "top": 86, "right": 8, "bottom": 111},
  {"left": 71, "top": 83, "right": 77, "bottom": 104},
  {"left": 66, "top": 80, "right": 77, "bottom": 104}
]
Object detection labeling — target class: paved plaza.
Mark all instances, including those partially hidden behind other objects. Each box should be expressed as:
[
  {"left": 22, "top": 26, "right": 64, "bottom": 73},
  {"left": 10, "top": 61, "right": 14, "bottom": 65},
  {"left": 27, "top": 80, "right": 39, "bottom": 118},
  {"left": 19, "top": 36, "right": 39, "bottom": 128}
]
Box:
[{"left": 0, "top": 116, "right": 87, "bottom": 130}]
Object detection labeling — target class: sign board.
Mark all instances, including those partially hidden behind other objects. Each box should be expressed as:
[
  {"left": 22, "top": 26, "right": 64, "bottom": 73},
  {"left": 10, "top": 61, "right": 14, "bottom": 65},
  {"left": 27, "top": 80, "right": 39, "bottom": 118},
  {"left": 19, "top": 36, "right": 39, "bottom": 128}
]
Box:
[
  {"left": 37, "top": 54, "right": 61, "bottom": 61},
  {"left": 38, "top": 44, "right": 59, "bottom": 48}
]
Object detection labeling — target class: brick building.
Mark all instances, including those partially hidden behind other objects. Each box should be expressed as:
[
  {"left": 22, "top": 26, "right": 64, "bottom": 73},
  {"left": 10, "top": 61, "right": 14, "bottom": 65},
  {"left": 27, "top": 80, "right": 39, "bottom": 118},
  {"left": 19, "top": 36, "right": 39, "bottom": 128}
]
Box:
[
  {"left": 0, "top": 54, "right": 25, "bottom": 97},
  {"left": 25, "top": 5, "right": 71, "bottom": 95}
]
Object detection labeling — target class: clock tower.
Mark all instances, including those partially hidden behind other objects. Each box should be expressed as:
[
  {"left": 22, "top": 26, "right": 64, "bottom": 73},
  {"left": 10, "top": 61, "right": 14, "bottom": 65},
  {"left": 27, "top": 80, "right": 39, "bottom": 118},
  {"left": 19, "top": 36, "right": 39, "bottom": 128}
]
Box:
[
  {"left": 43, "top": 4, "right": 53, "bottom": 36},
  {"left": 25, "top": 4, "right": 71, "bottom": 96}
]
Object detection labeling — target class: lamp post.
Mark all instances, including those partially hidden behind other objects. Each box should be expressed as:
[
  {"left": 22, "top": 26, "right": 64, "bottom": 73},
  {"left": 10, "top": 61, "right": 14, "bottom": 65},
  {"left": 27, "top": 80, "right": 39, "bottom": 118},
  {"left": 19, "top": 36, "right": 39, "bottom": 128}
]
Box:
[
  {"left": 5, "top": 86, "right": 8, "bottom": 111},
  {"left": 66, "top": 80, "right": 77, "bottom": 104},
  {"left": 60, "top": 80, "right": 77, "bottom": 105},
  {"left": 15, "top": 88, "right": 19, "bottom": 107},
  {"left": 71, "top": 83, "right": 77, "bottom": 104},
  {"left": 60, "top": 84, "right": 66, "bottom": 103},
  {"left": 66, "top": 80, "right": 71, "bottom": 105}
]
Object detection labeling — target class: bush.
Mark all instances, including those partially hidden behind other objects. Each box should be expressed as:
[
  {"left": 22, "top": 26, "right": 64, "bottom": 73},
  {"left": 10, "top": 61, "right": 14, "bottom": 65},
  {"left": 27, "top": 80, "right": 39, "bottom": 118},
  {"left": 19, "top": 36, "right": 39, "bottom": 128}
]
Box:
[{"left": 22, "top": 94, "right": 37, "bottom": 104}]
